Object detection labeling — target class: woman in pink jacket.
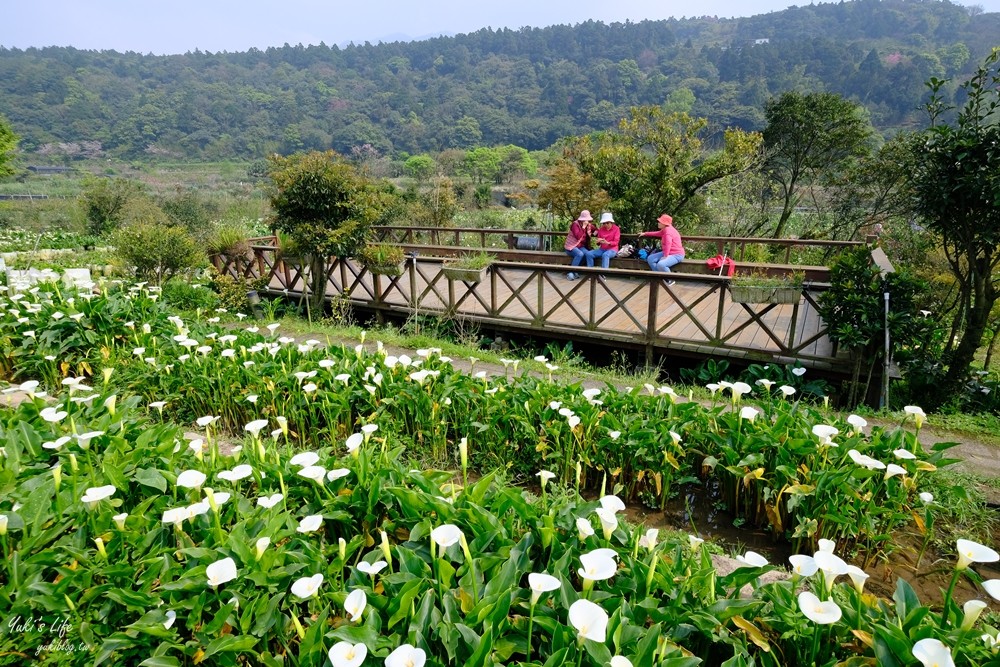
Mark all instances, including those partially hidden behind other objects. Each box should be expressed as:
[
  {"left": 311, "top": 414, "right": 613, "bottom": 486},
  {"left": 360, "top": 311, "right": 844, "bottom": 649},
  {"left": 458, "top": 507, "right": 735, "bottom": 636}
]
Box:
[
  {"left": 586, "top": 212, "right": 621, "bottom": 271},
  {"left": 640, "top": 214, "right": 684, "bottom": 283}
]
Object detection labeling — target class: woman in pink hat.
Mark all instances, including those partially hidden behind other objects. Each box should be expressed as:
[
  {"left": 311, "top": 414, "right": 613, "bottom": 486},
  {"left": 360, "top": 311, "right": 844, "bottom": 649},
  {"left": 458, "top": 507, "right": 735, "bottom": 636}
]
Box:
[
  {"left": 640, "top": 214, "right": 684, "bottom": 283},
  {"left": 563, "top": 210, "right": 596, "bottom": 280}
]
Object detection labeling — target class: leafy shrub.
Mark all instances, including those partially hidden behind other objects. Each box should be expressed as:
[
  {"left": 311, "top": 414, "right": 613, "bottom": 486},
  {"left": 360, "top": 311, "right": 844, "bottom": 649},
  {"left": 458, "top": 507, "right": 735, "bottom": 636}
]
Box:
[
  {"left": 474, "top": 183, "right": 492, "bottom": 208},
  {"left": 680, "top": 358, "right": 731, "bottom": 385},
  {"left": 78, "top": 176, "right": 145, "bottom": 236},
  {"left": 159, "top": 189, "right": 218, "bottom": 236},
  {"left": 160, "top": 281, "right": 219, "bottom": 312},
  {"left": 111, "top": 221, "right": 205, "bottom": 285},
  {"left": 209, "top": 272, "right": 267, "bottom": 312},
  {"left": 247, "top": 159, "right": 269, "bottom": 179}
]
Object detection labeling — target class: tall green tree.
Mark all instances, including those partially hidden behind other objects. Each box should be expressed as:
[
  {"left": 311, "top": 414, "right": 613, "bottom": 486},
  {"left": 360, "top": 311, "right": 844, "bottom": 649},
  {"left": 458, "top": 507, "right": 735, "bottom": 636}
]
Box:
[
  {"left": 0, "top": 116, "right": 17, "bottom": 178},
  {"left": 818, "top": 248, "right": 929, "bottom": 407},
  {"left": 461, "top": 147, "right": 501, "bottom": 185},
  {"left": 909, "top": 49, "right": 1000, "bottom": 393},
  {"left": 78, "top": 176, "right": 146, "bottom": 237},
  {"left": 268, "top": 150, "right": 388, "bottom": 314},
  {"left": 762, "top": 91, "right": 875, "bottom": 238},
  {"left": 568, "top": 106, "right": 762, "bottom": 234},
  {"left": 403, "top": 155, "right": 436, "bottom": 182}
]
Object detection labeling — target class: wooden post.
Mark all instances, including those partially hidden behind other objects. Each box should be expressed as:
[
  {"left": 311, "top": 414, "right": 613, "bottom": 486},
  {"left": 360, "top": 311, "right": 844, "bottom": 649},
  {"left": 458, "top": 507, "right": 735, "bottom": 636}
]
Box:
[
  {"left": 644, "top": 278, "right": 659, "bottom": 368},
  {"left": 536, "top": 270, "right": 544, "bottom": 327},
  {"left": 489, "top": 266, "right": 497, "bottom": 316},
  {"left": 715, "top": 281, "right": 727, "bottom": 340},
  {"left": 787, "top": 293, "right": 800, "bottom": 350}
]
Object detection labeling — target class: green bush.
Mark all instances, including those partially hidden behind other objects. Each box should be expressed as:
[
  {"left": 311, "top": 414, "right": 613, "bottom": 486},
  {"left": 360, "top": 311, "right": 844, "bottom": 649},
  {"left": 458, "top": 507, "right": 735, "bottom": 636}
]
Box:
[
  {"left": 160, "top": 280, "right": 219, "bottom": 311},
  {"left": 209, "top": 271, "right": 267, "bottom": 312},
  {"left": 111, "top": 221, "right": 205, "bottom": 285},
  {"left": 79, "top": 176, "right": 145, "bottom": 236}
]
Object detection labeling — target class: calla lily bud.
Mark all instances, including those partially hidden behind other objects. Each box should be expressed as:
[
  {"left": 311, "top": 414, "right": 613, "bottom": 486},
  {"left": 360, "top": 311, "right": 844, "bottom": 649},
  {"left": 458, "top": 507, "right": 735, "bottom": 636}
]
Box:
[
  {"left": 69, "top": 453, "right": 79, "bottom": 473},
  {"left": 291, "top": 612, "right": 306, "bottom": 639},
  {"left": 339, "top": 537, "right": 347, "bottom": 562},
  {"left": 459, "top": 533, "right": 473, "bottom": 562},
  {"left": 94, "top": 537, "right": 107, "bottom": 559},
  {"left": 204, "top": 488, "right": 218, "bottom": 513},
  {"left": 379, "top": 530, "right": 392, "bottom": 566},
  {"left": 52, "top": 464, "right": 62, "bottom": 492}
]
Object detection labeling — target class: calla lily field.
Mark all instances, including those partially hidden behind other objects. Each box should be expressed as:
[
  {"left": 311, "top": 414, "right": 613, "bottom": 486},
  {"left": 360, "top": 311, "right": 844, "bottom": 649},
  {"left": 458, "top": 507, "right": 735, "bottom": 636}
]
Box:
[{"left": 0, "top": 280, "right": 998, "bottom": 666}]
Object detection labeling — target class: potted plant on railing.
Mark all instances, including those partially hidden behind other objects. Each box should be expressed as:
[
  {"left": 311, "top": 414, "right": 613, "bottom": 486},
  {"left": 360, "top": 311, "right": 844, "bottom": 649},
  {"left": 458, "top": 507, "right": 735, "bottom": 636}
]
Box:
[
  {"left": 729, "top": 270, "right": 804, "bottom": 304},
  {"left": 206, "top": 222, "right": 253, "bottom": 264},
  {"left": 356, "top": 243, "right": 405, "bottom": 277},
  {"left": 275, "top": 231, "right": 306, "bottom": 269},
  {"left": 442, "top": 251, "right": 494, "bottom": 283}
]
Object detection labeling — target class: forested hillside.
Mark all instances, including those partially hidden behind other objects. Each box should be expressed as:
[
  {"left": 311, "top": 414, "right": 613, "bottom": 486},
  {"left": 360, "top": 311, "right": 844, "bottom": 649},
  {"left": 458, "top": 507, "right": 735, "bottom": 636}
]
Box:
[{"left": 1, "top": 0, "right": 996, "bottom": 160}]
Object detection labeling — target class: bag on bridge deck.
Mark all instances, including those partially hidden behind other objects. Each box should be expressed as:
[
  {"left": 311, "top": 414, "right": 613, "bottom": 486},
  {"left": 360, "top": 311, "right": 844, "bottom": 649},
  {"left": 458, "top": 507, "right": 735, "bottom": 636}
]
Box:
[{"left": 706, "top": 254, "right": 735, "bottom": 277}]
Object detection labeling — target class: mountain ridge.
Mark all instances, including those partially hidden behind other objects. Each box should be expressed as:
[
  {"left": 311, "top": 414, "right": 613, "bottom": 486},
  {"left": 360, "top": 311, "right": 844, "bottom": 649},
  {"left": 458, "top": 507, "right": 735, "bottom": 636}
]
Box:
[{"left": 1, "top": 0, "right": 995, "bottom": 160}]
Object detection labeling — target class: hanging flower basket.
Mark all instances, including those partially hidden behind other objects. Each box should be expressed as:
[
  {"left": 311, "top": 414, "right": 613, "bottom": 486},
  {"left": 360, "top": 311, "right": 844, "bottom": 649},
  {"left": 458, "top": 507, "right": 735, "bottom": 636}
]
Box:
[
  {"left": 730, "top": 284, "right": 801, "bottom": 304},
  {"left": 442, "top": 264, "right": 488, "bottom": 283},
  {"left": 365, "top": 263, "right": 404, "bottom": 277}
]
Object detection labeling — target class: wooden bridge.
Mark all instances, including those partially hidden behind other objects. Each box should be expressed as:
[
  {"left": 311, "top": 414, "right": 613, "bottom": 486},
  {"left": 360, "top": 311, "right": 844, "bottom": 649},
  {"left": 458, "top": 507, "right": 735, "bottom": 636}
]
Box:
[{"left": 213, "top": 228, "right": 877, "bottom": 375}]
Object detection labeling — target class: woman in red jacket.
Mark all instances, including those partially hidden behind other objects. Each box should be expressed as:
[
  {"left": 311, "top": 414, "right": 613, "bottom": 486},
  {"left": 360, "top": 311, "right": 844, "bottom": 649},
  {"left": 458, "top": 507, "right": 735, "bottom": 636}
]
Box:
[{"left": 563, "top": 210, "right": 595, "bottom": 280}]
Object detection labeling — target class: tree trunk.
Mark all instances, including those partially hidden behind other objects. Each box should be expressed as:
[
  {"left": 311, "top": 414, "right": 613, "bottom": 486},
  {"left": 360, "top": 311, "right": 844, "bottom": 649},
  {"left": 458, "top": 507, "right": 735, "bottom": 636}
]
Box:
[
  {"left": 308, "top": 254, "right": 328, "bottom": 317},
  {"left": 848, "top": 351, "right": 863, "bottom": 407},
  {"left": 945, "top": 286, "right": 967, "bottom": 355},
  {"left": 984, "top": 327, "right": 999, "bottom": 370},
  {"left": 772, "top": 190, "right": 796, "bottom": 239},
  {"left": 944, "top": 259, "right": 997, "bottom": 391}
]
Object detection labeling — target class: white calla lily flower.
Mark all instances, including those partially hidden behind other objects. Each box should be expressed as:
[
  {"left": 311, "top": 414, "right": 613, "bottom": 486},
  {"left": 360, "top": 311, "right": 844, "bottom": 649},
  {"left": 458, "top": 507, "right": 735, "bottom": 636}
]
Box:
[
  {"left": 206, "top": 557, "right": 238, "bottom": 588},
  {"left": 328, "top": 641, "right": 368, "bottom": 667},
  {"left": 798, "top": 591, "right": 842, "bottom": 625},
  {"left": 290, "top": 573, "right": 324, "bottom": 599},
  {"left": 344, "top": 589, "right": 367, "bottom": 621},
  {"left": 568, "top": 598, "right": 609, "bottom": 642}
]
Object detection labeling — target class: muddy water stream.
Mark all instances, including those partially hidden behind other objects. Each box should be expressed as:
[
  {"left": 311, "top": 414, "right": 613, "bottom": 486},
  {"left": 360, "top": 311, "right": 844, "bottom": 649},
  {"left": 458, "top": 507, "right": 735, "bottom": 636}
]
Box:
[{"left": 621, "top": 482, "right": 1000, "bottom": 607}]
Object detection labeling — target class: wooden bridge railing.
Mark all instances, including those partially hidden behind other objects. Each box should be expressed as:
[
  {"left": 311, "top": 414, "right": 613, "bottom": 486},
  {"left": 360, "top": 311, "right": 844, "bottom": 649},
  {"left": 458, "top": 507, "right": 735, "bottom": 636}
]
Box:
[
  {"left": 214, "top": 244, "right": 846, "bottom": 371},
  {"left": 370, "top": 225, "right": 867, "bottom": 265}
]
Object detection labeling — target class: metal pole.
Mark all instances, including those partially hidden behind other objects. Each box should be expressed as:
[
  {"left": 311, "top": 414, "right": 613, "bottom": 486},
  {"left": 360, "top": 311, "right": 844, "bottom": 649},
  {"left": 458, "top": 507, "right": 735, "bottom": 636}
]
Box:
[{"left": 881, "top": 289, "right": 890, "bottom": 409}]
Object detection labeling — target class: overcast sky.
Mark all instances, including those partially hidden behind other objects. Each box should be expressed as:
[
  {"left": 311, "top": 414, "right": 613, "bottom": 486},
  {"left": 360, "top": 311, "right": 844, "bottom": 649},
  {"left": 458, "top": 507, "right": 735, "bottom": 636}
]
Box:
[{"left": 4, "top": 0, "right": 998, "bottom": 55}]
